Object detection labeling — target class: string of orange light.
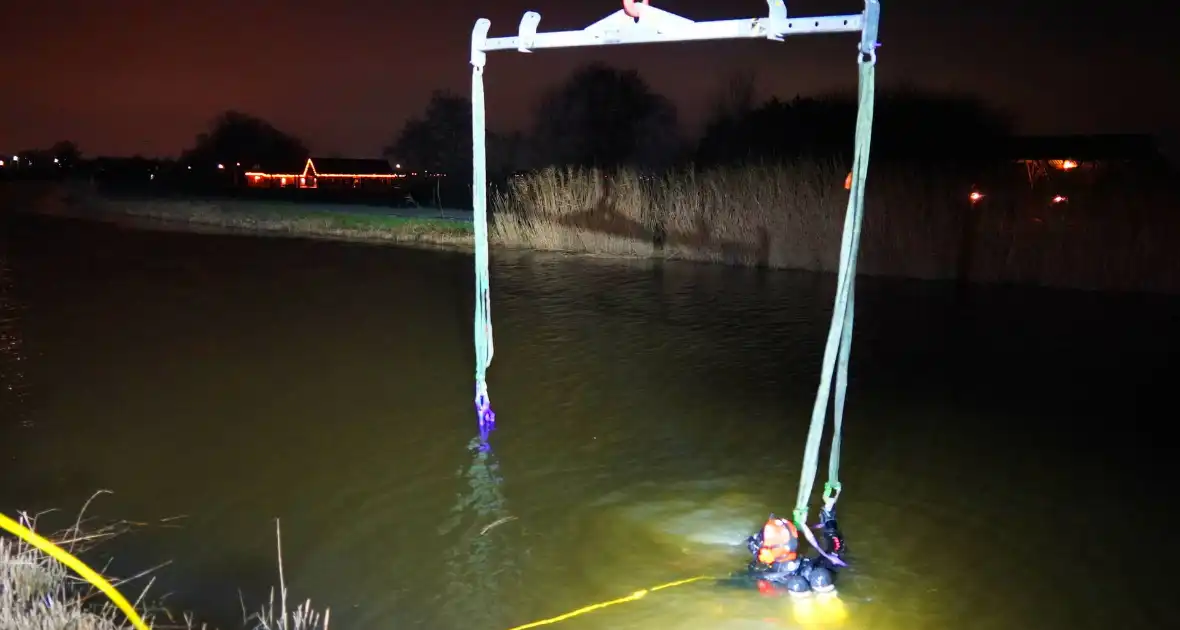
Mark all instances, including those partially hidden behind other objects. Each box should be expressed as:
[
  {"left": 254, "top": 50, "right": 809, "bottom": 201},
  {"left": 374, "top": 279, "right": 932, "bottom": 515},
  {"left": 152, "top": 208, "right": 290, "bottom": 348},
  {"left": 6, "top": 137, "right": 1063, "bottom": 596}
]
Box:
[{"left": 243, "top": 172, "right": 408, "bottom": 179}]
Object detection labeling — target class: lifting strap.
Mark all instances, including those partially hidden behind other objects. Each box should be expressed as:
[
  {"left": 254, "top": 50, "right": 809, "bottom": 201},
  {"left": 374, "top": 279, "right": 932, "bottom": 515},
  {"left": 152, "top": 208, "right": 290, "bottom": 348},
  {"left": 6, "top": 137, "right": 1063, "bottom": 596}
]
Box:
[
  {"left": 792, "top": 38, "right": 878, "bottom": 538},
  {"left": 468, "top": 4, "right": 882, "bottom": 526},
  {"left": 472, "top": 57, "right": 496, "bottom": 438}
]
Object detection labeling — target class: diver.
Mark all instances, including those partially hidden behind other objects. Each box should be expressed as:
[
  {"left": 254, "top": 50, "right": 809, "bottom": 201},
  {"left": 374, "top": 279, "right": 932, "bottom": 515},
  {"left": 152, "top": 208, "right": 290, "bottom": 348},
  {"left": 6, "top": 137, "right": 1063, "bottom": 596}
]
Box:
[{"left": 742, "top": 506, "right": 846, "bottom": 598}]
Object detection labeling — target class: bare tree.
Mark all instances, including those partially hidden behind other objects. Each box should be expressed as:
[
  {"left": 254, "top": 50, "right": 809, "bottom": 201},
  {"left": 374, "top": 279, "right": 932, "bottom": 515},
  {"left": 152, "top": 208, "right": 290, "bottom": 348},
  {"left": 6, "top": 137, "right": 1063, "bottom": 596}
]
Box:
[
  {"left": 531, "top": 62, "right": 682, "bottom": 172},
  {"left": 181, "top": 110, "right": 308, "bottom": 169}
]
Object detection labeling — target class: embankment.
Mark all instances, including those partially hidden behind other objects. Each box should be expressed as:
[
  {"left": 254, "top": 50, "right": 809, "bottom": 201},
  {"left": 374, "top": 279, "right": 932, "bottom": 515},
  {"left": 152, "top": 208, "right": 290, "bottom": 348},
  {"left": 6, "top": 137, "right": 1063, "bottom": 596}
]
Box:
[
  {"left": 492, "top": 163, "right": 1180, "bottom": 294},
  {"left": 5, "top": 158, "right": 1179, "bottom": 294},
  {"left": 0, "top": 180, "right": 473, "bottom": 249}
]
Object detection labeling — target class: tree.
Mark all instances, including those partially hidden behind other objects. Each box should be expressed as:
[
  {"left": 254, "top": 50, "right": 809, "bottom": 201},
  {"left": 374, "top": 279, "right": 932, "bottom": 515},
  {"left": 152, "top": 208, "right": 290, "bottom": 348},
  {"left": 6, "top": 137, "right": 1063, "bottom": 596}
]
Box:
[
  {"left": 181, "top": 110, "right": 307, "bottom": 169},
  {"left": 384, "top": 91, "right": 472, "bottom": 177},
  {"left": 696, "top": 86, "right": 1014, "bottom": 166},
  {"left": 705, "top": 70, "right": 757, "bottom": 126},
  {"left": 531, "top": 63, "right": 681, "bottom": 172},
  {"left": 48, "top": 141, "right": 82, "bottom": 167}
]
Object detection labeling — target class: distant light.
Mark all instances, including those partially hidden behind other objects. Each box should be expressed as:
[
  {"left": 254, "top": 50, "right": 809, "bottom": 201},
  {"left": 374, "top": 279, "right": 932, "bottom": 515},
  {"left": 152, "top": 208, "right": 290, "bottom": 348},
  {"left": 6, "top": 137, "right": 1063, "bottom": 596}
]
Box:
[
  {"left": 217, "top": 163, "right": 225, "bottom": 169},
  {"left": 11, "top": 156, "right": 16, "bottom": 161},
  {"left": 1052, "top": 195, "right": 1068, "bottom": 203},
  {"left": 54, "top": 157, "right": 60, "bottom": 164},
  {"left": 235, "top": 162, "right": 241, "bottom": 167},
  {"left": 1061, "top": 160, "right": 1077, "bottom": 170},
  {"left": 395, "top": 163, "right": 401, "bottom": 169},
  {"left": 187, "top": 166, "right": 192, "bottom": 170},
  {"left": 0, "top": 159, "right": 5, "bottom": 167},
  {"left": 969, "top": 191, "right": 984, "bottom": 202}
]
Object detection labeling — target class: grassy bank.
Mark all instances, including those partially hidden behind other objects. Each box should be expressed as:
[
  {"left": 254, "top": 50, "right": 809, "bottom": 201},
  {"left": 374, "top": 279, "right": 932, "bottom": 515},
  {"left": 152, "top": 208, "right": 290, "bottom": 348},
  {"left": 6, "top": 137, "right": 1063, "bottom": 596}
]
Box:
[
  {"left": 6, "top": 158, "right": 1179, "bottom": 293},
  {"left": 1, "top": 500, "right": 328, "bottom": 630},
  {"left": 494, "top": 162, "right": 1180, "bottom": 293},
  {"left": 103, "top": 200, "right": 474, "bottom": 249},
  {"left": 0, "top": 181, "right": 473, "bottom": 249}
]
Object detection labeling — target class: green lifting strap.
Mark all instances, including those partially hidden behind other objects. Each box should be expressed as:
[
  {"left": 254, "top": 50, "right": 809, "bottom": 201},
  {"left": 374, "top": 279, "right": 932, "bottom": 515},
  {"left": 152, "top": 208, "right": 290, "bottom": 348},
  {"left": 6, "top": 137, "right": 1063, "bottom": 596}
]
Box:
[
  {"left": 471, "top": 59, "right": 496, "bottom": 432},
  {"left": 466, "top": 2, "right": 881, "bottom": 495},
  {"left": 792, "top": 49, "right": 877, "bottom": 530}
]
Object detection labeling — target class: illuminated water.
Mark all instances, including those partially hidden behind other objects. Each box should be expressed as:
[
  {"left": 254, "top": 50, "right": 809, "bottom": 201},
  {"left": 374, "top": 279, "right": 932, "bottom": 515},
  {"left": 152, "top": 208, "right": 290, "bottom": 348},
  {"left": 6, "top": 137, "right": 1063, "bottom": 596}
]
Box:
[{"left": 1, "top": 213, "right": 1176, "bottom": 629}]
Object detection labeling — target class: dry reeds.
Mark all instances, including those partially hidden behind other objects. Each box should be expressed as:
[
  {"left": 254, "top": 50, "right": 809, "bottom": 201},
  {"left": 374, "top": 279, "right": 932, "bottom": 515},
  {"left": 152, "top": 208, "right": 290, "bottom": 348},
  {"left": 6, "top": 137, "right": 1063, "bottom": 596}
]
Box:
[
  {"left": 492, "top": 162, "right": 1180, "bottom": 293},
  {"left": 1, "top": 492, "right": 169, "bottom": 630},
  {"left": 2, "top": 493, "right": 328, "bottom": 630},
  {"left": 7, "top": 162, "right": 1178, "bottom": 293},
  {"left": 246, "top": 519, "right": 330, "bottom": 630}
]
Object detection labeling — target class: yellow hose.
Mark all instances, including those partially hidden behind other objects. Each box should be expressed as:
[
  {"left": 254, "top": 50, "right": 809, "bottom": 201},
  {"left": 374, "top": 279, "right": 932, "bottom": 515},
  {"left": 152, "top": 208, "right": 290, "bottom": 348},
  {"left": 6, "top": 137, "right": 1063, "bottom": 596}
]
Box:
[
  {"left": 0, "top": 511, "right": 151, "bottom": 630},
  {"left": 504, "top": 575, "right": 714, "bottom": 630}
]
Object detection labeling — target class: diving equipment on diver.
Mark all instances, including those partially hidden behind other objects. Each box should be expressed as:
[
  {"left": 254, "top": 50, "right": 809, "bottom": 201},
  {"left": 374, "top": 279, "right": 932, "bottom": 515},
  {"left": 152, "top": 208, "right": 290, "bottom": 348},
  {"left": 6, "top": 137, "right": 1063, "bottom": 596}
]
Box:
[{"left": 744, "top": 508, "right": 847, "bottom": 597}]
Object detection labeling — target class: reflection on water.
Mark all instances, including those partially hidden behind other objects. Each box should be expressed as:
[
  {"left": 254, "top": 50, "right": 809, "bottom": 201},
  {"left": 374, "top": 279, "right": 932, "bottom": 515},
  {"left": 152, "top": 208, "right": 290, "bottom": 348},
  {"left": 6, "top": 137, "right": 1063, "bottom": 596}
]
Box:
[
  {"left": 439, "top": 433, "right": 518, "bottom": 629},
  {"left": 0, "top": 213, "right": 1177, "bottom": 630},
  {"left": 0, "top": 232, "right": 33, "bottom": 430}
]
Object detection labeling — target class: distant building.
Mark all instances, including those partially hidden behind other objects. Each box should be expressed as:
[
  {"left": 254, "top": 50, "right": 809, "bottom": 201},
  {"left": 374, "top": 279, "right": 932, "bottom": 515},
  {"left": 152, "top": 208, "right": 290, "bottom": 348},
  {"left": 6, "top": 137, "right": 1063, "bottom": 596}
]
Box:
[
  {"left": 244, "top": 157, "right": 405, "bottom": 190},
  {"left": 993, "top": 134, "right": 1166, "bottom": 182}
]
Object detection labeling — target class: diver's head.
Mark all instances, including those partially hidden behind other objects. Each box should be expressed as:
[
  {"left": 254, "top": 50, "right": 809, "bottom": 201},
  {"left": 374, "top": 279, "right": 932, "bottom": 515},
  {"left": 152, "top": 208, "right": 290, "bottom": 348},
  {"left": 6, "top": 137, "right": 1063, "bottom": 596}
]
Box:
[{"left": 756, "top": 515, "right": 799, "bottom": 566}]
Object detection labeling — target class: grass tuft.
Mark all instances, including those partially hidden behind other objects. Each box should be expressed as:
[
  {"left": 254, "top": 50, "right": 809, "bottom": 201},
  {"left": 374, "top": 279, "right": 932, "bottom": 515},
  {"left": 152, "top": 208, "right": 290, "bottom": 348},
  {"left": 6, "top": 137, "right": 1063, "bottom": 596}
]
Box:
[
  {"left": 1, "top": 492, "right": 167, "bottom": 630},
  {"left": 2, "top": 494, "right": 328, "bottom": 630}
]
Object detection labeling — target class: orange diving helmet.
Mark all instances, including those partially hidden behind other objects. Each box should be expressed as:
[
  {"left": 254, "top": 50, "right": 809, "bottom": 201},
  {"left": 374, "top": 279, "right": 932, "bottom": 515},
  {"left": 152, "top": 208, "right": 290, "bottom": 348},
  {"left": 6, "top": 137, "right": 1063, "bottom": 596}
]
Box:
[{"left": 756, "top": 516, "right": 799, "bottom": 566}]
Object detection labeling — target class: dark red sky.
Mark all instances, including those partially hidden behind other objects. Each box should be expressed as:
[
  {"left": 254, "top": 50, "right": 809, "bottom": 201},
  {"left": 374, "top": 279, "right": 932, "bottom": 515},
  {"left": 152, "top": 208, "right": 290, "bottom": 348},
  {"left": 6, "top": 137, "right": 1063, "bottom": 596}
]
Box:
[{"left": 3, "top": 0, "right": 1175, "bottom": 158}]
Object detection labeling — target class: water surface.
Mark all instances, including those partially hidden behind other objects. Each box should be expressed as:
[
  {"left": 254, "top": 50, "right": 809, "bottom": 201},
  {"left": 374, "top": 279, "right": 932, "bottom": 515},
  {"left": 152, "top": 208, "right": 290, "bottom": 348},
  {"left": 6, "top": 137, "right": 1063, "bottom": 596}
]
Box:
[{"left": 2, "top": 213, "right": 1176, "bottom": 630}]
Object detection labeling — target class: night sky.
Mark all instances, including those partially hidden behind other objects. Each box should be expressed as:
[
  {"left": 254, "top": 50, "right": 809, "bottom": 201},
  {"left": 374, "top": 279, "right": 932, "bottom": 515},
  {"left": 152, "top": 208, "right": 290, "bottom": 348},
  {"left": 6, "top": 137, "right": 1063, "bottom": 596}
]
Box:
[{"left": 4, "top": 0, "right": 1175, "bottom": 158}]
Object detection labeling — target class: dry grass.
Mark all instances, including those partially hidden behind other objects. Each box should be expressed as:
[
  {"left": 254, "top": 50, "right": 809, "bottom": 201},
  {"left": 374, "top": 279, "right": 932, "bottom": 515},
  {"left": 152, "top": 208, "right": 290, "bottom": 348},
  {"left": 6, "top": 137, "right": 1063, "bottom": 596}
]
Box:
[
  {"left": 2, "top": 493, "right": 328, "bottom": 630},
  {"left": 6, "top": 167, "right": 1179, "bottom": 292},
  {"left": 492, "top": 162, "right": 1180, "bottom": 293},
  {"left": 1, "top": 493, "right": 171, "bottom": 630},
  {"left": 243, "top": 520, "right": 330, "bottom": 630},
  {"left": 490, "top": 167, "right": 659, "bottom": 258},
  {"left": 0, "top": 182, "right": 472, "bottom": 249},
  {"left": 101, "top": 200, "right": 473, "bottom": 249}
]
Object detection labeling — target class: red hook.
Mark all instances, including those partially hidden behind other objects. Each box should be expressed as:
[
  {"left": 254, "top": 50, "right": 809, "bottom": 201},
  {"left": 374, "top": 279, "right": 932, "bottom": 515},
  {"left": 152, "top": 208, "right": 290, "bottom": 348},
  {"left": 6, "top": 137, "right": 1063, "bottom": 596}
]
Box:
[{"left": 622, "top": 0, "right": 648, "bottom": 19}]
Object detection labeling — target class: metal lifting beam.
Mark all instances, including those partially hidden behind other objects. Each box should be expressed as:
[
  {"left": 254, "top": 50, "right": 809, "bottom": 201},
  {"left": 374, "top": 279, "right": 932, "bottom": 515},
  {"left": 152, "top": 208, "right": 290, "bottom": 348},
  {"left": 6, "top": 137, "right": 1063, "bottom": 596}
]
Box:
[
  {"left": 465, "top": 1, "right": 881, "bottom": 434},
  {"left": 472, "top": 1, "right": 881, "bottom": 64}
]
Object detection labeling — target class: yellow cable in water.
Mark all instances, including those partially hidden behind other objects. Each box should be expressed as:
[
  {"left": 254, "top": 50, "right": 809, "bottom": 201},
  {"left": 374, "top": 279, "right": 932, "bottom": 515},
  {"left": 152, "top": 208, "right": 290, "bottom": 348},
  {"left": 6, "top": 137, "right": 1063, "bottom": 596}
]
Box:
[
  {"left": 504, "top": 576, "right": 714, "bottom": 630},
  {"left": 0, "top": 511, "right": 151, "bottom": 630}
]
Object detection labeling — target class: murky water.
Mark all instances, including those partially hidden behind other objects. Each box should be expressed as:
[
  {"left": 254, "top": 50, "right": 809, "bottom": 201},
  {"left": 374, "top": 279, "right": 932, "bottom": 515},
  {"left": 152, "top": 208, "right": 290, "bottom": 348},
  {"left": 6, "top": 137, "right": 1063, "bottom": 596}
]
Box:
[{"left": 2, "top": 213, "right": 1176, "bottom": 630}]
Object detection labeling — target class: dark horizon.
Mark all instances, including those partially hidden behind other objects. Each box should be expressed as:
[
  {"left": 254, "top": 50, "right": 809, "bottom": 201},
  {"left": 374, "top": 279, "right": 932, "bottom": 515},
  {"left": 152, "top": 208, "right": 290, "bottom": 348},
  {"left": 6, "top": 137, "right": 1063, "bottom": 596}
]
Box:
[{"left": 4, "top": 0, "right": 1176, "bottom": 158}]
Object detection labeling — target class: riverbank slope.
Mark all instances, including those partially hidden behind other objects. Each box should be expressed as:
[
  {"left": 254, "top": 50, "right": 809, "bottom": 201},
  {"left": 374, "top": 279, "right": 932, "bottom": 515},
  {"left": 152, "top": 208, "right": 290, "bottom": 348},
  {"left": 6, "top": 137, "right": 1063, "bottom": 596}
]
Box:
[{"left": 5, "top": 160, "right": 1178, "bottom": 294}]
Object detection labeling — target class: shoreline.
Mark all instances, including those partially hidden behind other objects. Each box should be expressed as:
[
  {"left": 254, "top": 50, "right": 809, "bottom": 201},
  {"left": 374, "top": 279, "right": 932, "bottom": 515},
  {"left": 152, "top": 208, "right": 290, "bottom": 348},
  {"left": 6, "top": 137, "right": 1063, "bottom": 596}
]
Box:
[
  {"left": 2, "top": 188, "right": 671, "bottom": 260},
  {"left": 4, "top": 173, "right": 1179, "bottom": 295},
  {"left": 35, "top": 195, "right": 479, "bottom": 251}
]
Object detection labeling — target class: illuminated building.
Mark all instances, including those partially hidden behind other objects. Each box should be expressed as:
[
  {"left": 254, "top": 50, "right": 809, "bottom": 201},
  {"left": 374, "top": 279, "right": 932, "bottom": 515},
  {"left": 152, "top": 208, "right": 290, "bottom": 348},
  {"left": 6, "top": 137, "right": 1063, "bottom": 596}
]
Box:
[{"left": 244, "top": 157, "right": 405, "bottom": 189}]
